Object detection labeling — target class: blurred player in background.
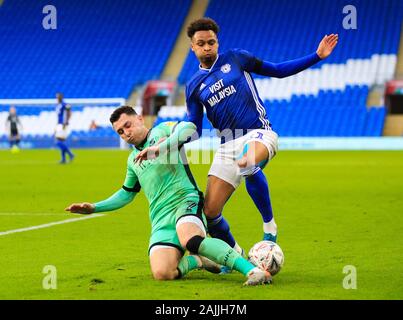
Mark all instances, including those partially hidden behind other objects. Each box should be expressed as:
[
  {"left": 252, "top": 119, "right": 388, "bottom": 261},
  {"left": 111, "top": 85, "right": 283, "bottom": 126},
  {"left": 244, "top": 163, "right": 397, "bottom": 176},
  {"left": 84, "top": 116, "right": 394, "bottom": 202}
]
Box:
[
  {"left": 185, "top": 18, "right": 338, "bottom": 255},
  {"left": 55, "top": 92, "right": 74, "bottom": 164},
  {"left": 5, "top": 105, "right": 22, "bottom": 153},
  {"left": 66, "top": 106, "right": 271, "bottom": 286}
]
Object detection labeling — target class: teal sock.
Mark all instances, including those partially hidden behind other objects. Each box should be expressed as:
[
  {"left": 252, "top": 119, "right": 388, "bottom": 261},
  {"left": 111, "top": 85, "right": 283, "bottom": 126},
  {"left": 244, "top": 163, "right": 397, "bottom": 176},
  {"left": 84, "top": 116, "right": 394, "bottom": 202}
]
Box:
[
  {"left": 177, "top": 255, "right": 199, "bottom": 278},
  {"left": 199, "top": 238, "right": 255, "bottom": 276},
  {"left": 233, "top": 257, "right": 255, "bottom": 276}
]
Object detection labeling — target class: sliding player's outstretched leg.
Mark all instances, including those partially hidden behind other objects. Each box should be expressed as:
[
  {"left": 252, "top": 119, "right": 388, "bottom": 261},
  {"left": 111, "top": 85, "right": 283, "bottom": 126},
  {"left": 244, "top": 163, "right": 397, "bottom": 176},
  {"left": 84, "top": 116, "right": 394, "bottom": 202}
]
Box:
[
  {"left": 186, "top": 234, "right": 272, "bottom": 286},
  {"left": 176, "top": 218, "right": 272, "bottom": 286}
]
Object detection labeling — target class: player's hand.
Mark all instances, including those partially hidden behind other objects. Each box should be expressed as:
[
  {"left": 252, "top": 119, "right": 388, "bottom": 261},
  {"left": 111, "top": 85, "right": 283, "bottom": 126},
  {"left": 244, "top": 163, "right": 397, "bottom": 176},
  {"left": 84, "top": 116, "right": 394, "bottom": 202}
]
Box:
[
  {"left": 135, "top": 145, "right": 160, "bottom": 164},
  {"left": 316, "top": 34, "right": 338, "bottom": 59},
  {"left": 65, "top": 202, "right": 95, "bottom": 214}
]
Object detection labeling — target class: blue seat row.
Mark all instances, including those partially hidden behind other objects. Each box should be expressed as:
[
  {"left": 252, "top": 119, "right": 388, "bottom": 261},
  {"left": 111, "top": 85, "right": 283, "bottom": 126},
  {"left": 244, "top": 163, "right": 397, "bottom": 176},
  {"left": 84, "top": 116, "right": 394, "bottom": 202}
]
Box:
[
  {"left": 267, "top": 105, "right": 385, "bottom": 137},
  {"left": 0, "top": 0, "right": 191, "bottom": 98}
]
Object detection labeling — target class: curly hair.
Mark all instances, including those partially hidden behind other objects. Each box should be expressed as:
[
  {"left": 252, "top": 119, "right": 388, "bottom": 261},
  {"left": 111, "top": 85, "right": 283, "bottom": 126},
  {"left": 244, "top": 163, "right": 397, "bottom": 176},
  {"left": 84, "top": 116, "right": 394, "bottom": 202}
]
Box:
[{"left": 187, "top": 17, "right": 220, "bottom": 38}]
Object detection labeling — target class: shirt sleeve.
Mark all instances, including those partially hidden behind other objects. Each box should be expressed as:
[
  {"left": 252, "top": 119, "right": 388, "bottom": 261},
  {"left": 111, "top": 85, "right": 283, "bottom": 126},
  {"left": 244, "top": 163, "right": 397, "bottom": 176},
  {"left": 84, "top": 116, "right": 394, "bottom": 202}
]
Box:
[
  {"left": 93, "top": 188, "right": 136, "bottom": 213},
  {"left": 122, "top": 158, "right": 141, "bottom": 193},
  {"left": 158, "top": 121, "right": 197, "bottom": 152},
  {"left": 93, "top": 158, "right": 139, "bottom": 213},
  {"left": 185, "top": 87, "right": 204, "bottom": 139},
  {"left": 232, "top": 49, "right": 262, "bottom": 72},
  {"left": 254, "top": 52, "right": 322, "bottom": 78},
  {"left": 233, "top": 48, "right": 321, "bottom": 78},
  {"left": 156, "top": 121, "right": 177, "bottom": 137}
]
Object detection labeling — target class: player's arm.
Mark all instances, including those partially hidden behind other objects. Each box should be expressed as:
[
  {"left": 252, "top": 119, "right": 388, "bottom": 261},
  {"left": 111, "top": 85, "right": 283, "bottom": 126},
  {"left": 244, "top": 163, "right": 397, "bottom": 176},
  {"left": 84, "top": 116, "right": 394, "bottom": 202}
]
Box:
[
  {"left": 65, "top": 161, "right": 140, "bottom": 214},
  {"left": 238, "top": 34, "right": 338, "bottom": 78},
  {"left": 135, "top": 121, "right": 197, "bottom": 163},
  {"left": 186, "top": 88, "right": 204, "bottom": 138},
  {"left": 64, "top": 188, "right": 136, "bottom": 214},
  {"left": 65, "top": 187, "right": 138, "bottom": 214},
  {"left": 158, "top": 121, "right": 197, "bottom": 151},
  {"left": 258, "top": 34, "right": 338, "bottom": 77},
  {"left": 255, "top": 52, "right": 321, "bottom": 78}
]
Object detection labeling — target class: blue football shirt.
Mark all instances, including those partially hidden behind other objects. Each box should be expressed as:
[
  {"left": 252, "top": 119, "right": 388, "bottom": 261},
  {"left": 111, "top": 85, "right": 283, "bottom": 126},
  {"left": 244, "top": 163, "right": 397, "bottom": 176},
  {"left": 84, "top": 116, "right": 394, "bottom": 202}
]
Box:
[
  {"left": 186, "top": 49, "right": 271, "bottom": 141},
  {"left": 56, "top": 101, "right": 70, "bottom": 125}
]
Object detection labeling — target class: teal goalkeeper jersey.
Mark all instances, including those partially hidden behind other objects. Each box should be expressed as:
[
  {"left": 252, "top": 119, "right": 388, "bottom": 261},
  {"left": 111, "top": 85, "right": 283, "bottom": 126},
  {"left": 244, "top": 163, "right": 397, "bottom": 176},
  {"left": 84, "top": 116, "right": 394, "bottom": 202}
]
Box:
[{"left": 123, "top": 122, "right": 202, "bottom": 224}]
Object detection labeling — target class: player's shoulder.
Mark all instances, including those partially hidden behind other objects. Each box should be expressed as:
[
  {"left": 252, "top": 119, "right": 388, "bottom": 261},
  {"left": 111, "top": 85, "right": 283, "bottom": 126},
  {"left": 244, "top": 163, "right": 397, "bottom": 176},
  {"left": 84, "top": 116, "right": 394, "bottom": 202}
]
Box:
[
  {"left": 223, "top": 48, "right": 240, "bottom": 55},
  {"left": 154, "top": 121, "right": 178, "bottom": 134},
  {"left": 226, "top": 48, "right": 258, "bottom": 70},
  {"left": 228, "top": 48, "right": 254, "bottom": 58},
  {"left": 158, "top": 121, "right": 178, "bottom": 128}
]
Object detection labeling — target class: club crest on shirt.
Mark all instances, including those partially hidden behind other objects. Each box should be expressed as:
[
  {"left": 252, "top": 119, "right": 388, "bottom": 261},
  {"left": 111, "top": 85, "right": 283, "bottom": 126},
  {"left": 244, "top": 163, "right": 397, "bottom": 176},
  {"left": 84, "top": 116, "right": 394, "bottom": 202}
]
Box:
[{"left": 221, "top": 64, "right": 231, "bottom": 73}]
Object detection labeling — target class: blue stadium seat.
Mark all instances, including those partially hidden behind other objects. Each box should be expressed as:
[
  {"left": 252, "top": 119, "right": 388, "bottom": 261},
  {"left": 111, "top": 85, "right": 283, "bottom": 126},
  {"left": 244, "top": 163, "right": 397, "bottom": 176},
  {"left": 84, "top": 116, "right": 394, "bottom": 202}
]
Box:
[{"left": 0, "top": 0, "right": 191, "bottom": 98}]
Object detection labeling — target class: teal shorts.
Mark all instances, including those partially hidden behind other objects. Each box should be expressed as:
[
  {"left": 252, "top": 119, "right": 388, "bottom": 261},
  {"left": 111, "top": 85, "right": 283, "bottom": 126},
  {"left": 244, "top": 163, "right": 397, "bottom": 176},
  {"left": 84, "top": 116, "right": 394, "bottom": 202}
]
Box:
[{"left": 148, "top": 194, "right": 207, "bottom": 255}]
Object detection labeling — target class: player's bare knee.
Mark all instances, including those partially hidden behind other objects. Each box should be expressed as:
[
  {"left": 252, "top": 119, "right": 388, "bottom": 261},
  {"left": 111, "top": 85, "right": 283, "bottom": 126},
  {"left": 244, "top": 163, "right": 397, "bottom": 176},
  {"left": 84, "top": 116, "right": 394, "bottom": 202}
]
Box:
[
  {"left": 179, "top": 231, "right": 203, "bottom": 249},
  {"left": 176, "top": 217, "right": 207, "bottom": 249},
  {"left": 152, "top": 268, "right": 176, "bottom": 280}
]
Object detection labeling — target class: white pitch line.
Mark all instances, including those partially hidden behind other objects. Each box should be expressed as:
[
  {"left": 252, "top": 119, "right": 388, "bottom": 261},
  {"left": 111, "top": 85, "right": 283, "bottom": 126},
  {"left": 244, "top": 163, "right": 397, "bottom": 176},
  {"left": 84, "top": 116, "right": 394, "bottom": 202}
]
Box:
[{"left": 0, "top": 214, "right": 105, "bottom": 237}]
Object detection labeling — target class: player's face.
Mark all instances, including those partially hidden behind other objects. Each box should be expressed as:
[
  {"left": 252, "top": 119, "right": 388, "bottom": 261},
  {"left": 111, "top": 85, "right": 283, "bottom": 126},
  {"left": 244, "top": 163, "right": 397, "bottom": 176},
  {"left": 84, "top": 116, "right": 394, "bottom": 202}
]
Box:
[
  {"left": 191, "top": 30, "right": 219, "bottom": 68},
  {"left": 113, "top": 113, "right": 146, "bottom": 145}
]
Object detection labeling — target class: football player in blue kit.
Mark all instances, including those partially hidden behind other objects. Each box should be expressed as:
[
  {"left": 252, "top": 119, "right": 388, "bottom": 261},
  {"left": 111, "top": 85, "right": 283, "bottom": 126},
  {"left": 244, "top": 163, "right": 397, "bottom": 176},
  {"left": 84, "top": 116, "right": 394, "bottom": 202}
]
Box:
[
  {"left": 55, "top": 92, "right": 74, "bottom": 164},
  {"left": 185, "top": 18, "right": 338, "bottom": 257}
]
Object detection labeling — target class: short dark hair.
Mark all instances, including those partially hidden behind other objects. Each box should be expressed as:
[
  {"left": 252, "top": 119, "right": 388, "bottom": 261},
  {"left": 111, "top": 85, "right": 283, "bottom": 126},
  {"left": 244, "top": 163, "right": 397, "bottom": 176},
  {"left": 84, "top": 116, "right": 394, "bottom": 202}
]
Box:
[
  {"left": 187, "top": 17, "right": 219, "bottom": 38},
  {"left": 110, "top": 106, "right": 137, "bottom": 124}
]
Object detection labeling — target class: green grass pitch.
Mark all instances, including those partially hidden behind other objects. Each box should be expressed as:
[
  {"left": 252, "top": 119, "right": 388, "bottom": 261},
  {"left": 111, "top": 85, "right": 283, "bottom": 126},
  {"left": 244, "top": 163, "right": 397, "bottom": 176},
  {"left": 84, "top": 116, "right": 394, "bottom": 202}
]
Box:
[{"left": 0, "top": 149, "right": 402, "bottom": 299}]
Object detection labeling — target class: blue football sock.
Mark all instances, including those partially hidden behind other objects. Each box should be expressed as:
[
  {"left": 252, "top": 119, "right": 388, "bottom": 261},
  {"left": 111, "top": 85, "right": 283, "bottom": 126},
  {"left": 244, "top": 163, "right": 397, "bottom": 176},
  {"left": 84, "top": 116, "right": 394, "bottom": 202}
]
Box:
[
  {"left": 207, "top": 213, "right": 236, "bottom": 248},
  {"left": 56, "top": 141, "right": 66, "bottom": 162},
  {"left": 60, "top": 140, "right": 73, "bottom": 158},
  {"left": 60, "top": 141, "right": 74, "bottom": 160},
  {"left": 66, "top": 147, "right": 74, "bottom": 159},
  {"left": 245, "top": 168, "right": 273, "bottom": 223}
]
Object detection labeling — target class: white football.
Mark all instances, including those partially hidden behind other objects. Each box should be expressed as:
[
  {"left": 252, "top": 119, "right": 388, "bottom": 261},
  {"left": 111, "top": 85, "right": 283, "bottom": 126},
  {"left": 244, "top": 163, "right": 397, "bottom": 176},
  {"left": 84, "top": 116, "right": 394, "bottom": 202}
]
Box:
[{"left": 248, "top": 241, "right": 284, "bottom": 276}]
